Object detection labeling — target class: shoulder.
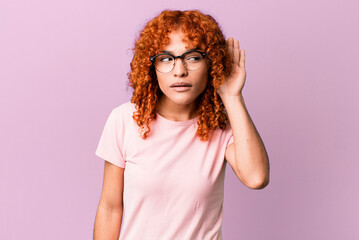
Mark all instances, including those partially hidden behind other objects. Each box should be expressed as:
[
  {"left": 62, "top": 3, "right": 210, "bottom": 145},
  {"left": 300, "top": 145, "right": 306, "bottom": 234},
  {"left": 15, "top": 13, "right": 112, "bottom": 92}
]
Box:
[
  {"left": 112, "top": 101, "right": 136, "bottom": 116},
  {"left": 110, "top": 101, "right": 137, "bottom": 126}
]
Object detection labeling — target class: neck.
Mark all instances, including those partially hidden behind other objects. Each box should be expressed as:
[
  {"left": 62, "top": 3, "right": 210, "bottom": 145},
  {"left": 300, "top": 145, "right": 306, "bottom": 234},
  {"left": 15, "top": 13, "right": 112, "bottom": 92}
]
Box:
[{"left": 156, "top": 96, "right": 200, "bottom": 122}]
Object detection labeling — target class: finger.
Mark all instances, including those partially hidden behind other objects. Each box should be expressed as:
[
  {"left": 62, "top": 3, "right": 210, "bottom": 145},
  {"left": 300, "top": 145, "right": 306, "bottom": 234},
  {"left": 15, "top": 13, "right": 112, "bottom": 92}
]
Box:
[
  {"left": 240, "top": 48, "right": 245, "bottom": 68},
  {"left": 233, "top": 39, "right": 240, "bottom": 66},
  {"left": 227, "top": 37, "right": 233, "bottom": 63},
  {"left": 227, "top": 37, "right": 234, "bottom": 63}
]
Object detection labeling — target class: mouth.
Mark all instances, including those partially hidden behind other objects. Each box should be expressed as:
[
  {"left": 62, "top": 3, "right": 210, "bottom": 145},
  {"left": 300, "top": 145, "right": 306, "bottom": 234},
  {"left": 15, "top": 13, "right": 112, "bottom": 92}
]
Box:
[
  {"left": 171, "top": 85, "right": 192, "bottom": 88},
  {"left": 170, "top": 82, "right": 192, "bottom": 88},
  {"left": 171, "top": 86, "right": 192, "bottom": 92}
]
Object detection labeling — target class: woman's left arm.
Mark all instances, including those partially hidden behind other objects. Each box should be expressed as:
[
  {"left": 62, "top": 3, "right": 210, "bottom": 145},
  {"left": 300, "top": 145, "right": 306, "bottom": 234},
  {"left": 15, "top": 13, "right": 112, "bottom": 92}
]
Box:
[{"left": 218, "top": 38, "right": 270, "bottom": 189}]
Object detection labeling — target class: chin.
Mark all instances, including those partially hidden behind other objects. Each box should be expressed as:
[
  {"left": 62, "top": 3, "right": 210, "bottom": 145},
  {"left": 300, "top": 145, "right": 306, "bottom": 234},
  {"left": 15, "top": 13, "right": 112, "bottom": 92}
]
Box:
[{"left": 164, "top": 94, "right": 198, "bottom": 106}]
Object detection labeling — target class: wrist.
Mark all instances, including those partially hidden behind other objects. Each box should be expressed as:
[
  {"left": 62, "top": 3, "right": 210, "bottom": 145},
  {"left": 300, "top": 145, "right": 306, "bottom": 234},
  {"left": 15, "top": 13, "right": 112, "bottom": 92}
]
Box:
[{"left": 220, "top": 94, "right": 245, "bottom": 105}]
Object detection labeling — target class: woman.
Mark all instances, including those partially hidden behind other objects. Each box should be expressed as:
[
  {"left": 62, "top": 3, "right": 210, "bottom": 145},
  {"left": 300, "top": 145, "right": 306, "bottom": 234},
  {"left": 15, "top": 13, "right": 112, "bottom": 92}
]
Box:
[{"left": 93, "top": 9, "right": 270, "bottom": 240}]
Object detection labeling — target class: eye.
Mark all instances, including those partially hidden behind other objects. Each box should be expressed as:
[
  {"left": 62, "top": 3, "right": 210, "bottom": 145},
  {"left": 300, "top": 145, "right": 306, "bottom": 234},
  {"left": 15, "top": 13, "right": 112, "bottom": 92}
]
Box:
[
  {"left": 159, "top": 55, "right": 174, "bottom": 62},
  {"left": 187, "top": 56, "right": 201, "bottom": 61},
  {"left": 185, "top": 54, "right": 202, "bottom": 62}
]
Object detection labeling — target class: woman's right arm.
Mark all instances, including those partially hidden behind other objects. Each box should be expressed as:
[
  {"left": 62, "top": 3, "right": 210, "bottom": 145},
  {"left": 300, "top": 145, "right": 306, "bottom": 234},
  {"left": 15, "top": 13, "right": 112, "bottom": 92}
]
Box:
[{"left": 94, "top": 161, "right": 125, "bottom": 240}]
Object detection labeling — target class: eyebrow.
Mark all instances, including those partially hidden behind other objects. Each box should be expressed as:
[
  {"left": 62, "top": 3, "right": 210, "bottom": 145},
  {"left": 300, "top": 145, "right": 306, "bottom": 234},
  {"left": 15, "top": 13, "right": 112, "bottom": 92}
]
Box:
[{"left": 160, "top": 48, "right": 200, "bottom": 55}]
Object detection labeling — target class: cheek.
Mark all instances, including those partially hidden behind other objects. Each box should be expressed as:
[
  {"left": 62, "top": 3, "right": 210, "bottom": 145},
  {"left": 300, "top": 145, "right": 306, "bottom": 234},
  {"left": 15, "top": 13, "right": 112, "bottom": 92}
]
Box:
[
  {"left": 156, "top": 74, "right": 166, "bottom": 89},
  {"left": 156, "top": 75, "right": 172, "bottom": 95},
  {"left": 200, "top": 70, "right": 209, "bottom": 87}
]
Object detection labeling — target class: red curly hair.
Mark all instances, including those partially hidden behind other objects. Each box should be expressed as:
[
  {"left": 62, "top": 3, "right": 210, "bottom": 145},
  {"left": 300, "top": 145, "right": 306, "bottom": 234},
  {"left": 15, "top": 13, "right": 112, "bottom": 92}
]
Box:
[{"left": 127, "top": 9, "right": 232, "bottom": 141}]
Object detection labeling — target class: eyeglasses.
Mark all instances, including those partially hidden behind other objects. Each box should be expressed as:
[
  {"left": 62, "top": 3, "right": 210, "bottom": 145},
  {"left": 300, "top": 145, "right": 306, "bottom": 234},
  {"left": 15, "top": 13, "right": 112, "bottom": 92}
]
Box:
[{"left": 149, "top": 50, "right": 206, "bottom": 74}]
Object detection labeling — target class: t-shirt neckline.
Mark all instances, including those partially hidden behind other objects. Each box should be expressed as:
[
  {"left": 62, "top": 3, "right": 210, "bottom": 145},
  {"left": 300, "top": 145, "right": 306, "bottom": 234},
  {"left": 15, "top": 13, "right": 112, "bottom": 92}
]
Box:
[{"left": 156, "top": 112, "right": 198, "bottom": 126}]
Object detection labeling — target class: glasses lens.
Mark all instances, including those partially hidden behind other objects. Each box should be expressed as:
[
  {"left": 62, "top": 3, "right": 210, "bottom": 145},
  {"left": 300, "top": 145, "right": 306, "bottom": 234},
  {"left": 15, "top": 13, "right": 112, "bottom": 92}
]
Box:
[
  {"left": 183, "top": 52, "right": 204, "bottom": 71},
  {"left": 152, "top": 51, "right": 205, "bottom": 73},
  {"left": 154, "top": 54, "right": 174, "bottom": 73}
]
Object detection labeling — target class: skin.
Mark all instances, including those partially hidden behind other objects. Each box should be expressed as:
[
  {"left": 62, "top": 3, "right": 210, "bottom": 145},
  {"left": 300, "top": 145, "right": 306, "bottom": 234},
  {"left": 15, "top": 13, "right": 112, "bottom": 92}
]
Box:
[
  {"left": 94, "top": 28, "right": 270, "bottom": 240},
  {"left": 156, "top": 32, "right": 270, "bottom": 189},
  {"left": 220, "top": 38, "right": 270, "bottom": 189},
  {"left": 155, "top": 29, "right": 209, "bottom": 122},
  {"left": 94, "top": 161, "right": 124, "bottom": 239},
  {"left": 217, "top": 37, "right": 246, "bottom": 96}
]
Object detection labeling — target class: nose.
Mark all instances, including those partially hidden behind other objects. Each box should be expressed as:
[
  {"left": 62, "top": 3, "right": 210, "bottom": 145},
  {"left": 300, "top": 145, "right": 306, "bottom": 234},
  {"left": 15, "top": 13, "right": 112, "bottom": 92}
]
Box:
[{"left": 172, "top": 58, "right": 188, "bottom": 77}]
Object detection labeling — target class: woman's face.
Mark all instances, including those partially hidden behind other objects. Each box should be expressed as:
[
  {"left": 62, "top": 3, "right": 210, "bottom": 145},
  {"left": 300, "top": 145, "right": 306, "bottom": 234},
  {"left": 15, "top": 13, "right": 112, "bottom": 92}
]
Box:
[{"left": 155, "top": 30, "right": 209, "bottom": 109}]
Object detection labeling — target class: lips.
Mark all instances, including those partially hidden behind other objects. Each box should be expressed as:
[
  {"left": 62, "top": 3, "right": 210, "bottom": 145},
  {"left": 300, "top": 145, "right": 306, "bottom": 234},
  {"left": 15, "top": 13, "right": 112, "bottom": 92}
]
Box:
[{"left": 170, "top": 81, "right": 192, "bottom": 87}]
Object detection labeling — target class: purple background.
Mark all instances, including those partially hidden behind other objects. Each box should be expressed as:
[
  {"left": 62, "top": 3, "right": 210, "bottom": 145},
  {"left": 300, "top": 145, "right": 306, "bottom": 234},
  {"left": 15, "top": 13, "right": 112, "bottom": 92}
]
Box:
[{"left": 1, "top": 0, "right": 358, "bottom": 239}]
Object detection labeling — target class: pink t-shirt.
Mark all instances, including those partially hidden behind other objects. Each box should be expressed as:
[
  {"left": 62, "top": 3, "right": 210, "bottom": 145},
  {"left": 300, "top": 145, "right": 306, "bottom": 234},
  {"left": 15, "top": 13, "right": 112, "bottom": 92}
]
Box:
[{"left": 95, "top": 101, "right": 234, "bottom": 240}]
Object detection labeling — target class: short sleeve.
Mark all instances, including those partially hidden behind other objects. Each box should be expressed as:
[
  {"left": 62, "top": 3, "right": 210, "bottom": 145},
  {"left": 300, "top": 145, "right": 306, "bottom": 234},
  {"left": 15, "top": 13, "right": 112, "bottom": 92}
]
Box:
[
  {"left": 95, "top": 108, "right": 126, "bottom": 168},
  {"left": 226, "top": 121, "right": 234, "bottom": 148},
  {"left": 227, "top": 134, "right": 234, "bottom": 147}
]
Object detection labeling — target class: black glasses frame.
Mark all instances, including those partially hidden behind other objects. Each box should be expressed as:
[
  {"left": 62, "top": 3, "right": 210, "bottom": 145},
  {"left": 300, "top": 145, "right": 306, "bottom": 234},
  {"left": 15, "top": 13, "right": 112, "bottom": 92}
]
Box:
[{"left": 149, "top": 50, "right": 207, "bottom": 72}]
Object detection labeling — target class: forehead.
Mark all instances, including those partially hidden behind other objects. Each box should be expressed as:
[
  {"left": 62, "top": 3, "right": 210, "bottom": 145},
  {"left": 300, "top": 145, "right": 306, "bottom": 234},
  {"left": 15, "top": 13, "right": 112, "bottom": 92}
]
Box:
[{"left": 162, "top": 30, "right": 195, "bottom": 53}]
